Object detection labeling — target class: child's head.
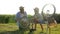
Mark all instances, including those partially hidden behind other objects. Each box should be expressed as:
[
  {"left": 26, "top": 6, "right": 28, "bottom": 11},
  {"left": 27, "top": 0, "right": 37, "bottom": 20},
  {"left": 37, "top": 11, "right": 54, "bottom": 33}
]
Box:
[
  {"left": 34, "top": 7, "right": 39, "bottom": 14},
  {"left": 19, "top": 6, "right": 24, "bottom": 13}
]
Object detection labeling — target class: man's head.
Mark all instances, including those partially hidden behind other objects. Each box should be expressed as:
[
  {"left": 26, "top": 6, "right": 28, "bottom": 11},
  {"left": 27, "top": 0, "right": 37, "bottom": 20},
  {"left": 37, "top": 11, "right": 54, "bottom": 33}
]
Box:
[
  {"left": 19, "top": 6, "right": 24, "bottom": 13},
  {"left": 34, "top": 7, "right": 39, "bottom": 14}
]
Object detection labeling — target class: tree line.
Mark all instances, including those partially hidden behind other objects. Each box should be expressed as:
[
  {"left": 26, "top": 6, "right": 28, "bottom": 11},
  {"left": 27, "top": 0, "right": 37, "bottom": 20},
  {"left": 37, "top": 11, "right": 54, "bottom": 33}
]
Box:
[{"left": 0, "top": 14, "right": 60, "bottom": 23}]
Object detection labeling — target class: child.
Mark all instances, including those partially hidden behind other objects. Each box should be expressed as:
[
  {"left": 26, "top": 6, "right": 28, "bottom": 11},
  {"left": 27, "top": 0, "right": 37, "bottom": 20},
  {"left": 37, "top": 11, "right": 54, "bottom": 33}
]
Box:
[{"left": 30, "top": 7, "right": 44, "bottom": 32}]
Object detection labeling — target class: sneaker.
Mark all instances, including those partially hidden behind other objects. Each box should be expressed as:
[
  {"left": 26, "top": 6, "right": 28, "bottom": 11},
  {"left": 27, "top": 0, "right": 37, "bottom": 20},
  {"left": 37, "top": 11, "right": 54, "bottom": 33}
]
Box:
[
  {"left": 30, "top": 29, "right": 33, "bottom": 32},
  {"left": 33, "top": 29, "right": 36, "bottom": 31},
  {"left": 30, "top": 29, "right": 36, "bottom": 32}
]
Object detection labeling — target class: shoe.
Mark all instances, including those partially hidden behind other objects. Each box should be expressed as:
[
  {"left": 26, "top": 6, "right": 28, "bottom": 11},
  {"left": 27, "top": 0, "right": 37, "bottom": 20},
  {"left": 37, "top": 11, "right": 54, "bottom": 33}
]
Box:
[
  {"left": 30, "top": 29, "right": 33, "bottom": 32},
  {"left": 33, "top": 29, "right": 36, "bottom": 31},
  {"left": 30, "top": 29, "right": 36, "bottom": 32}
]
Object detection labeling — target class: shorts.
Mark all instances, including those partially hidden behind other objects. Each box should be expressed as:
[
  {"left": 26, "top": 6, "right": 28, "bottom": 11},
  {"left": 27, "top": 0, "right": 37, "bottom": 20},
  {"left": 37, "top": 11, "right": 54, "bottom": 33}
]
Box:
[{"left": 38, "top": 20, "right": 45, "bottom": 24}]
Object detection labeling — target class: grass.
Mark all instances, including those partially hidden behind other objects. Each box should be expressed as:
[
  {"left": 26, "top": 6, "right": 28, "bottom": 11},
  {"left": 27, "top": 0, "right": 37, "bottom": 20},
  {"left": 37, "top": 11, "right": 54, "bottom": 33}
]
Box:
[{"left": 0, "top": 23, "right": 60, "bottom": 34}]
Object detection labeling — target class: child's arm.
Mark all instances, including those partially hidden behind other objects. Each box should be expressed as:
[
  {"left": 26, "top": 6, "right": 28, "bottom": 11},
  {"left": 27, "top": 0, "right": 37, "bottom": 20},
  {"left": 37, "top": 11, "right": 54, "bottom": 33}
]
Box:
[{"left": 24, "top": 12, "right": 28, "bottom": 18}]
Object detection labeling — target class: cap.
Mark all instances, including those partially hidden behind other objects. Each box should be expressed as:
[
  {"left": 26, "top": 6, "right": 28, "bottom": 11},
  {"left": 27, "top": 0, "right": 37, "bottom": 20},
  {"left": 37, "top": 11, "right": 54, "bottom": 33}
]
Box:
[
  {"left": 34, "top": 7, "right": 39, "bottom": 11},
  {"left": 19, "top": 6, "right": 24, "bottom": 9}
]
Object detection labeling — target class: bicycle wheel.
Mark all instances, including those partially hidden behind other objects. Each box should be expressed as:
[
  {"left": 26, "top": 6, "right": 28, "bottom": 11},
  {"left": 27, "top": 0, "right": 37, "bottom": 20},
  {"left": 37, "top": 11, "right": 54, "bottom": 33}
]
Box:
[
  {"left": 42, "top": 4, "right": 56, "bottom": 18},
  {"left": 19, "top": 18, "right": 30, "bottom": 29}
]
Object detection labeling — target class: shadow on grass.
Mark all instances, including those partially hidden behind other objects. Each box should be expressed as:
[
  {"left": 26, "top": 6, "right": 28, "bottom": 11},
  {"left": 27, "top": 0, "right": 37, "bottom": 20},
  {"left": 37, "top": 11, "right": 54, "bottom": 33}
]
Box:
[
  {"left": 0, "top": 30, "right": 35, "bottom": 34},
  {"left": 28, "top": 31, "right": 34, "bottom": 34}
]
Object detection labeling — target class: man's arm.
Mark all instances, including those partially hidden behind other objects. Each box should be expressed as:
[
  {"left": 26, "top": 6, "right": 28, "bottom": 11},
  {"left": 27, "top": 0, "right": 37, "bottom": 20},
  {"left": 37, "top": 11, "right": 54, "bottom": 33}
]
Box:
[{"left": 24, "top": 12, "right": 28, "bottom": 18}]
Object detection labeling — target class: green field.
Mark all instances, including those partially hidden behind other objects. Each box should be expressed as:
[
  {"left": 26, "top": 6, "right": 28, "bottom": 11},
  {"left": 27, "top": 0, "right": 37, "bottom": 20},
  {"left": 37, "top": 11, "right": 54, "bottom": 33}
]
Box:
[{"left": 0, "top": 23, "right": 60, "bottom": 34}]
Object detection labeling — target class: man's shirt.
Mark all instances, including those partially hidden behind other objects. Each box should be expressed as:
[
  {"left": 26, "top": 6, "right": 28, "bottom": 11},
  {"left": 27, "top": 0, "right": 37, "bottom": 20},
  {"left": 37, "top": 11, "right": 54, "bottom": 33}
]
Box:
[{"left": 15, "top": 11, "right": 27, "bottom": 21}]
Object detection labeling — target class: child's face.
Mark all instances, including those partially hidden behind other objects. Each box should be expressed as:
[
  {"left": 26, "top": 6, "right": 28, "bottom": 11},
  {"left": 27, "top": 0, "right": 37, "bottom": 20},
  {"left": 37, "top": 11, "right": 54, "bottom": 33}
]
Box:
[
  {"left": 19, "top": 8, "right": 24, "bottom": 13},
  {"left": 34, "top": 9, "right": 39, "bottom": 14}
]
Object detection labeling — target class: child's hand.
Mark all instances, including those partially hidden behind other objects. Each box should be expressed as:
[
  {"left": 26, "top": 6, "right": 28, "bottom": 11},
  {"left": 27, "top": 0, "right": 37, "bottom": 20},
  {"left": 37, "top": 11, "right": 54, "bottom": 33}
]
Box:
[{"left": 34, "top": 17, "right": 38, "bottom": 20}]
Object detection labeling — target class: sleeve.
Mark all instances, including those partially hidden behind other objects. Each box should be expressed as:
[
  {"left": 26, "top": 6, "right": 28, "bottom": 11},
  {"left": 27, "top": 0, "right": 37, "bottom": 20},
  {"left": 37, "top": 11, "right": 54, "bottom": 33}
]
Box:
[
  {"left": 39, "top": 14, "right": 43, "bottom": 20},
  {"left": 15, "top": 12, "right": 19, "bottom": 21},
  {"left": 24, "top": 12, "right": 28, "bottom": 18}
]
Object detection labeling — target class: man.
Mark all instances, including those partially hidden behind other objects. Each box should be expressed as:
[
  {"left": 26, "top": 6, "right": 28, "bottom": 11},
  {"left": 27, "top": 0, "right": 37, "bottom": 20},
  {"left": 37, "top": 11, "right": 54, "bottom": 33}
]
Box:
[
  {"left": 15, "top": 6, "right": 28, "bottom": 30},
  {"left": 30, "top": 7, "right": 44, "bottom": 32}
]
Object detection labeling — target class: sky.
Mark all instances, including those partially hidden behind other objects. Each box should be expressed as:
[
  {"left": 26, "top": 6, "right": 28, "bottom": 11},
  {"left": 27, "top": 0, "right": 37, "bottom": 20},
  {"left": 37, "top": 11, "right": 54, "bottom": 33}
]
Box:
[{"left": 0, "top": 0, "right": 60, "bottom": 15}]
